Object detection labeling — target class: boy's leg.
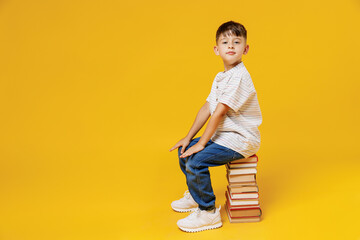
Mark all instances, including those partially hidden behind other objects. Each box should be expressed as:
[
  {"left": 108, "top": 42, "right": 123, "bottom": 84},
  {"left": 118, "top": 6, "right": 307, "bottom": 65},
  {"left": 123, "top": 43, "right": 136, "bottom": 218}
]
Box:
[
  {"left": 184, "top": 140, "right": 244, "bottom": 210},
  {"left": 171, "top": 137, "right": 209, "bottom": 212},
  {"left": 177, "top": 137, "right": 213, "bottom": 177},
  {"left": 178, "top": 137, "right": 200, "bottom": 176}
]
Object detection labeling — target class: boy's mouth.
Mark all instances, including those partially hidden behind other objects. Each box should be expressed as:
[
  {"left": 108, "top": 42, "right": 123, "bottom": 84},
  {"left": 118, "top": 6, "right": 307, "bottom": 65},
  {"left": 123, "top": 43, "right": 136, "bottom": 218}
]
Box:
[{"left": 226, "top": 51, "right": 236, "bottom": 55}]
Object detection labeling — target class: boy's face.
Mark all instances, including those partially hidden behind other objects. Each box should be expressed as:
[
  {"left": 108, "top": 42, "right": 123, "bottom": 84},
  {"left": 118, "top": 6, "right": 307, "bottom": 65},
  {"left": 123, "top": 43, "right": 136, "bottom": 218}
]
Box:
[{"left": 214, "top": 33, "right": 249, "bottom": 66}]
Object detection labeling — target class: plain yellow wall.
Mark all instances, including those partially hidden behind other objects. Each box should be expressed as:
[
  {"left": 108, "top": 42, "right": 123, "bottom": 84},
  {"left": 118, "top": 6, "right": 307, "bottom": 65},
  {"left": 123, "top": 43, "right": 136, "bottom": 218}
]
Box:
[{"left": 0, "top": 0, "right": 359, "bottom": 239}]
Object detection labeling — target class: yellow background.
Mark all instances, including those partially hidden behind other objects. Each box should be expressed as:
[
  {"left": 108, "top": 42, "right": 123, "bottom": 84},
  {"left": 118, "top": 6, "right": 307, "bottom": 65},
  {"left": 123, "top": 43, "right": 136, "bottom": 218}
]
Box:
[{"left": 0, "top": 0, "right": 359, "bottom": 239}]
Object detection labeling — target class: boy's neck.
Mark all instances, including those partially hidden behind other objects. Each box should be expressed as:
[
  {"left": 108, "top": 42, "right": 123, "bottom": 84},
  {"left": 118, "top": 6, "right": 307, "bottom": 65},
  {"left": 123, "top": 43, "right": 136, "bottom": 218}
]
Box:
[{"left": 223, "top": 60, "right": 242, "bottom": 73}]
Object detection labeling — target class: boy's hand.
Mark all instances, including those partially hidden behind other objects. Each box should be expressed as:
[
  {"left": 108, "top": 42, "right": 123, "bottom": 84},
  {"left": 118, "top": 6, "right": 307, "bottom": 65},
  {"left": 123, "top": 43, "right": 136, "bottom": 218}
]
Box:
[
  {"left": 169, "top": 137, "right": 191, "bottom": 154},
  {"left": 179, "top": 143, "right": 205, "bottom": 158}
]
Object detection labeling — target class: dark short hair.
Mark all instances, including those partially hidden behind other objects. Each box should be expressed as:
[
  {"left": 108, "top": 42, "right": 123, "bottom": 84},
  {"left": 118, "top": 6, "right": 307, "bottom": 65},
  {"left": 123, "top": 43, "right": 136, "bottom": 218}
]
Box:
[{"left": 216, "top": 21, "right": 247, "bottom": 44}]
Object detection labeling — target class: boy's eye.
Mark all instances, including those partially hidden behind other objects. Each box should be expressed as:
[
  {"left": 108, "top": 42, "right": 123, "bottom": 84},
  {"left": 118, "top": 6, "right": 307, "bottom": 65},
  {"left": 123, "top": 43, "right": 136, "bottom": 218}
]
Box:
[{"left": 222, "top": 41, "right": 240, "bottom": 44}]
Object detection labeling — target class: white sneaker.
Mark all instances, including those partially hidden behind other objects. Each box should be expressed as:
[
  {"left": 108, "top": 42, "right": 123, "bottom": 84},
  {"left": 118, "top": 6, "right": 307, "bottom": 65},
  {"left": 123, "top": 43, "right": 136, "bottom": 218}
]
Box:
[
  {"left": 171, "top": 190, "right": 199, "bottom": 212},
  {"left": 177, "top": 206, "right": 222, "bottom": 232}
]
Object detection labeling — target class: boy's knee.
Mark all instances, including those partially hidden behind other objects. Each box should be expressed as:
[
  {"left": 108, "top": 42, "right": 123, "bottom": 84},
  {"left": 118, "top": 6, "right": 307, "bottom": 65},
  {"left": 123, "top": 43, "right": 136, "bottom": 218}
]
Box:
[{"left": 185, "top": 159, "right": 198, "bottom": 173}]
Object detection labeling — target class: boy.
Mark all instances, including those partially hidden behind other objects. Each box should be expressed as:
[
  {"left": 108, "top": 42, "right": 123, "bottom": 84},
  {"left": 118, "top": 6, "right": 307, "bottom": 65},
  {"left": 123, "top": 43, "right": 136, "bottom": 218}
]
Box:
[{"left": 169, "top": 20, "right": 262, "bottom": 232}]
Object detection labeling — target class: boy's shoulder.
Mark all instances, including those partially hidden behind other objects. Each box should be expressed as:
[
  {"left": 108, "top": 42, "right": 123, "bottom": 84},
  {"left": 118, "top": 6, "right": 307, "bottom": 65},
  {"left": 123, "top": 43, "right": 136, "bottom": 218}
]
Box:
[
  {"left": 232, "top": 64, "right": 254, "bottom": 89},
  {"left": 228, "top": 62, "right": 249, "bottom": 80},
  {"left": 237, "top": 62, "right": 251, "bottom": 76}
]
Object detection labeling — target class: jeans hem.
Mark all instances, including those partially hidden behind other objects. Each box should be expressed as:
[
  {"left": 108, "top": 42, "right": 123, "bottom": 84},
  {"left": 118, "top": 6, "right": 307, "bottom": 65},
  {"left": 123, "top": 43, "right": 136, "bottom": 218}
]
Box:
[{"left": 199, "top": 205, "right": 215, "bottom": 211}]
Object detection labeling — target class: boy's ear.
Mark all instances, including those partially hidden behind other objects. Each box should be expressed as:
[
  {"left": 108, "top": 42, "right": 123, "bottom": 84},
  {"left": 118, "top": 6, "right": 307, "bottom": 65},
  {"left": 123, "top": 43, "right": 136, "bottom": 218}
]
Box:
[
  {"left": 213, "top": 46, "right": 219, "bottom": 55},
  {"left": 243, "top": 44, "right": 249, "bottom": 55}
]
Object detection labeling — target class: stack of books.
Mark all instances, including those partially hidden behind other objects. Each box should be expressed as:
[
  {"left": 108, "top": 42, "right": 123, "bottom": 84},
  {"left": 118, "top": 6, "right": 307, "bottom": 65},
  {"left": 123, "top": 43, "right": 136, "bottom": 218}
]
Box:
[{"left": 224, "top": 154, "right": 262, "bottom": 223}]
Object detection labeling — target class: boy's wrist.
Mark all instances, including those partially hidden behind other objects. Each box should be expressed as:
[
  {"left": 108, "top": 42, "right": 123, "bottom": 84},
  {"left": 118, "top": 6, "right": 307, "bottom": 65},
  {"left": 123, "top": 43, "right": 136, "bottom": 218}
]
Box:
[
  {"left": 184, "top": 135, "right": 193, "bottom": 141},
  {"left": 197, "top": 139, "right": 207, "bottom": 147}
]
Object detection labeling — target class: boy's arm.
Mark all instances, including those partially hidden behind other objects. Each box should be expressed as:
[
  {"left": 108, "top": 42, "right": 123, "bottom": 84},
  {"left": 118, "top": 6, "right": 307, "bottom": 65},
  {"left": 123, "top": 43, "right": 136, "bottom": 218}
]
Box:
[
  {"left": 184, "top": 101, "right": 211, "bottom": 140},
  {"left": 179, "top": 102, "right": 230, "bottom": 158},
  {"left": 197, "top": 103, "right": 230, "bottom": 146}
]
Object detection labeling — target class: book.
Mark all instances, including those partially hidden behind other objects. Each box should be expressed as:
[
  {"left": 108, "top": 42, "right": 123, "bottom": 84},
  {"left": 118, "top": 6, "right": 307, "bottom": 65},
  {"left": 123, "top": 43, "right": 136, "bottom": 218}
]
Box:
[
  {"left": 229, "top": 154, "right": 258, "bottom": 164},
  {"left": 225, "top": 202, "right": 262, "bottom": 223},
  {"left": 229, "top": 181, "right": 258, "bottom": 187},
  {"left": 227, "top": 186, "right": 259, "bottom": 199},
  {"left": 228, "top": 184, "right": 259, "bottom": 193},
  {"left": 226, "top": 165, "right": 257, "bottom": 175},
  {"left": 225, "top": 200, "right": 262, "bottom": 218},
  {"left": 225, "top": 191, "right": 259, "bottom": 206},
  {"left": 226, "top": 173, "right": 256, "bottom": 183},
  {"left": 227, "top": 162, "right": 258, "bottom": 168}
]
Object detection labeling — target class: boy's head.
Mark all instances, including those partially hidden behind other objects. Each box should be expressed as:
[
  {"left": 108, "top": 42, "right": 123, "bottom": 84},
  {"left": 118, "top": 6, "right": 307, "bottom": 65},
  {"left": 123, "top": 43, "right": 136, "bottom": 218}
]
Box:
[{"left": 214, "top": 21, "right": 249, "bottom": 67}]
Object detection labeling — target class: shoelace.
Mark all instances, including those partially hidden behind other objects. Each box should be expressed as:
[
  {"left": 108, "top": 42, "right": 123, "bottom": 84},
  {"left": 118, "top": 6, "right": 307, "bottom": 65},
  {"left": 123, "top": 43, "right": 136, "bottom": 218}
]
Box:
[
  {"left": 188, "top": 208, "right": 201, "bottom": 218},
  {"left": 183, "top": 190, "right": 191, "bottom": 199},
  {"left": 183, "top": 191, "right": 198, "bottom": 212}
]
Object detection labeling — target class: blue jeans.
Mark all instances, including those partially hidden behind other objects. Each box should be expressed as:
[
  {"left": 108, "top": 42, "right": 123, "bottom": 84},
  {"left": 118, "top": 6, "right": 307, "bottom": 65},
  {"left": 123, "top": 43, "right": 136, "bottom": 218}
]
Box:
[{"left": 178, "top": 136, "right": 245, "bottom": 211}]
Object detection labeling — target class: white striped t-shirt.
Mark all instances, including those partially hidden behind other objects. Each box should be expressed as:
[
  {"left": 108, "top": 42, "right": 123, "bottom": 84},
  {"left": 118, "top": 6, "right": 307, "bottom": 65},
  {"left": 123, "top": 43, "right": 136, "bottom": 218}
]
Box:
[{"left": 206, "top": 61, "right": 262, "bottom": 158}]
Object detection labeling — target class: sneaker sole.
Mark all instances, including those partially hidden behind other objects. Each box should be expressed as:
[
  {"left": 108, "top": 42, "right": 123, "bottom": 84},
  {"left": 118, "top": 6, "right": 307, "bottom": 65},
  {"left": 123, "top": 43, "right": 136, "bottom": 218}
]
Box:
[
  {"left": 172, "top": 206, "right": 198, "bottom": 213},
  {"left": 178, "top": 222, "right": 223, "bottom": 233}
]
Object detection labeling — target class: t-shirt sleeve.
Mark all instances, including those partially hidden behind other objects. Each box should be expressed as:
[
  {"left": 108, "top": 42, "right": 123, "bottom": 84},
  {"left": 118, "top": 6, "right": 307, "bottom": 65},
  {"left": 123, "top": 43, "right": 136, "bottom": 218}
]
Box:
[
  {"left": 218, "top": 76, "right": 254, "bottom": 112},
  {"left": 206, "top": 92, "right": 211, "bottom": 103}
]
